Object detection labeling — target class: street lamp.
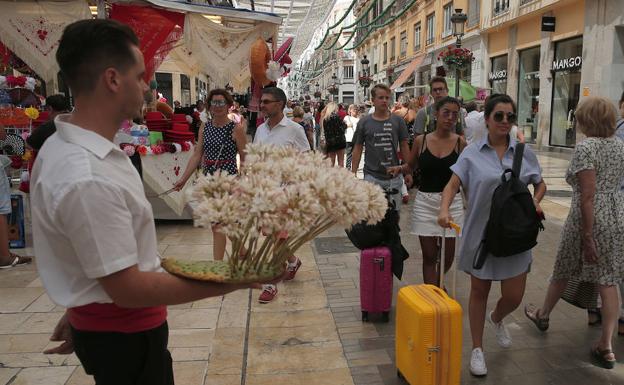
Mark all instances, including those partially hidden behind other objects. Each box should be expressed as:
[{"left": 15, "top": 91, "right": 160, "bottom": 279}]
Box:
[
  {"left": 359, "top": 55, "right": 371, "bottom": 102},
  {"left": 451, "top": 9, "right": 468, "bottom": 98},
  {"left": 328, "top": 73, "right": 340, "bottom": 101}
]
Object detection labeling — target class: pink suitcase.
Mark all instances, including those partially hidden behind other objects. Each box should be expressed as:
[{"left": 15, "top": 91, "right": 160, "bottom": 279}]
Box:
[{"left": 360, "top": 246, "right": 393, "bottom": 322}]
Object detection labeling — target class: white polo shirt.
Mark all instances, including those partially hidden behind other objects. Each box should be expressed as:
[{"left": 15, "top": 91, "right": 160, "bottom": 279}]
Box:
[
  {"left": 31, "top": 115, "right": 161, "bottom": 308},
  {"left": 254, "top": 115, "right": 310, "bottom": 151}
]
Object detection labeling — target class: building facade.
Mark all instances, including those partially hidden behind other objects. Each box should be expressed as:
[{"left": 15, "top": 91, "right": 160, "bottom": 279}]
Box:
[
  {"left": 482, "top": 0, "right": 624, "bottom": 150},
  {"left": 352, "top": 0, "right": 483, "bottom": 101}
]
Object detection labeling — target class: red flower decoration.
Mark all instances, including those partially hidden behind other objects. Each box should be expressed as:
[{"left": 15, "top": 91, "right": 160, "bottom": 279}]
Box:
[
  {"left": 6, "top": 75, "right": 27, "bottom": 88},
  {"left": 137, "top": 145, "right": 148, "bottom": 156}
]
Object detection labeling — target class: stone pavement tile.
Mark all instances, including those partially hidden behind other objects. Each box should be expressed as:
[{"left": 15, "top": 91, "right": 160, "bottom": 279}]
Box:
[
  {"left": 250, "top": 292, "right": 327, "bottom": 313},
  {"left": 248, "top": 322, "right": 339, "bottom": 345},
  {"left": 504, "top": 349, "right": 556, "bottom": 374},
  {"left": 345, "top": 349, "right": 392, "bottom": 367},
  {"left": 0, "top": 288, "right": 44, "bottom": 312},
  {"left": 0, "top": 268, "right": 39, "bottom": 289},
  {"left": 0, "top": 368, "right": 19, "bottom": 385},
  {"left": 171, "top": 347, "right": 211, "bottom": 362},
  {"left": 553, "top": 366, "right": 624, "bottom": 385},
  {"left": 205, "top": 328, "right": 245, "bottom": 376},
  {"left": 221, "top": 289, "right": 250, "bottom": 309},
  {"left": 205, "top": 374, "right": 240, "bottom": 385},
  {"left": 0, "top": 334, "right": 50, "bottom": 354},
  {"left": 0, "top": 352, "right": 67, "bottom": 367},
  {"left": 9, "top": 366, "right": 75, "bottom": 385},
  {"left": 162, "top": 244, "right": 214, "bottom": 260},
  {"left": 0, "top": 314, "right": 32, "bottom": 334},
  {"left": 246, "top": 340, "right": 347, "bottom": 374},
  {"left": 167, "top": 308, "right": 219, "bottom": 329},
  {"left": 191, "top": 295, "right": 223, "bottom": 309},
  {"left": 13, "top": 312, "right": 63, "bottom": 334},
  {"left": 22, "top": 293, "right": 56, "bottom": 313},
  {"left": 245, "top": 368, "right": 354, "bottom": 385},
  {"left": 25, "top": 278, "right": 42, "bottom": 288},
  {"left": 64, "top": 367, "right": 91, "bottom": 385},
  {"left": 250, "top": 308, "right": 334, "bottom": 329},
  {"left": 173, "top": 361, "right": 207, "bottom": 385}
]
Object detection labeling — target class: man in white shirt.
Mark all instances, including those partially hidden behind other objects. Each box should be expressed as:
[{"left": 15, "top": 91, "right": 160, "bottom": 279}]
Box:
[
  {"left": 254, "top": 87, "right": 309, "bottom": 303},
  {"left": 464, "top": 101, "right": 486, "bottom": 145},
  {"left": 32, "top": 19, "right": 277, "bottom": 385}
]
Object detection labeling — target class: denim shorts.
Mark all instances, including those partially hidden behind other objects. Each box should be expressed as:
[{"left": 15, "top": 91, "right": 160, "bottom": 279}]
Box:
[{"left": 363, "top": 174, "right": 403, "bottom": 211}]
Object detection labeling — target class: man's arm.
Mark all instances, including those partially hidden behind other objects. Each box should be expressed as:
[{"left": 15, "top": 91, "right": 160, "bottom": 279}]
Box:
[{"left": 351, "top": 143, "right": 363, "bottom": 175}]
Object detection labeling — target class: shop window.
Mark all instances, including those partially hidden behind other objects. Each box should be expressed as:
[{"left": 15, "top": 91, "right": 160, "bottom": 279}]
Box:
[
  {"left": 443, "top": 3, "right": 453, "bottom": 38},
  {"left": 400, "top": 31, "right": 407, "bottom": 57},
  {"left": 517, "top": 47, "right": 540, "bottom": 144},
  {"left": 426, "top": 13, "right": 435, "bottom": 45},
  {"left": 489, "top": 55, "right": 508, "bottom": 95},
  {"left": 550, "top": 37, "right": 583, "bottom": 147},
  {"left": 413, "top": 22, "right": 421, "bottom": 51}
]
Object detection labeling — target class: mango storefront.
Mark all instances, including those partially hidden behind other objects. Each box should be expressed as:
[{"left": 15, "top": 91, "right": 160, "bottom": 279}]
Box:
[{"left": 484, "top": 0, "right": 589, "bottom": 149}]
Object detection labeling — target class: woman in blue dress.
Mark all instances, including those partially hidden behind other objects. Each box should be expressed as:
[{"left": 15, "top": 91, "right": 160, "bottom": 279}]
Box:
[
  {"left": 175, "top": 89, "right": 247, "bottom": 261},
  {"left": 438, "top": 94, "right": 547, "bottom": 377}
]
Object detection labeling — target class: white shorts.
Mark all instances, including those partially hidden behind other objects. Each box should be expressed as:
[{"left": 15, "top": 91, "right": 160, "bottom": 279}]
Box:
[{"left": 410, "top": 191, "right": 463, "bottom": 237}]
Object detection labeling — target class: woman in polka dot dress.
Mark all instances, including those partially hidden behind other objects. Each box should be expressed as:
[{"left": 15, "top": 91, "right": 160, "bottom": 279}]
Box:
[{"left": 175, "top": 89, "right": 247, "bottom": 260}]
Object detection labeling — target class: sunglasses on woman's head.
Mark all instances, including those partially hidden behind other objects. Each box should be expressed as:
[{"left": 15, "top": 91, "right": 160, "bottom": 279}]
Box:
[{"left": 492, "top": 111, "right": 517, "bottom": 123}]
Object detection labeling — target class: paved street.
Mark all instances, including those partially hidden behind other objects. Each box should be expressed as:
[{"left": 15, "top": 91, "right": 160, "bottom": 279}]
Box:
[{"left": 1, "top": 149, "right": 623, "bottom": 385}]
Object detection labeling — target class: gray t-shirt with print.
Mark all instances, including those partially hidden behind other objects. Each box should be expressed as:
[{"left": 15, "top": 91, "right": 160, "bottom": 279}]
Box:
[{"left": 353, "top": 114, "right": 408, "bottom": 180}]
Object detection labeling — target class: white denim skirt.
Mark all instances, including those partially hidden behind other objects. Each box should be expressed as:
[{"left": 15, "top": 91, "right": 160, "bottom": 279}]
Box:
[{"left": 410, "top": 191, "right": 464, "bottom": 237}]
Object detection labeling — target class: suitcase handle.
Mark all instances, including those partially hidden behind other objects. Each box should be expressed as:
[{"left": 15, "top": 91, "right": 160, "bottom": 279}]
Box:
[
  {"left": 440, "top": 222, "right": 461, "bottom": 298},
  {"left": 373, "top": 257, "right": 385, "bottom": 271}
]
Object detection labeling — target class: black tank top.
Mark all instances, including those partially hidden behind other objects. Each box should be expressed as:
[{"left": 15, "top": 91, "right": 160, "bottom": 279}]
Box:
[{"left": 418, "top": 134, "right": 460, "bottom": 193}]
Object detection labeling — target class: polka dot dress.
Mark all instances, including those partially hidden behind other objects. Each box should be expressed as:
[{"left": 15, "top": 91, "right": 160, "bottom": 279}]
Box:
[{"left": 202, "top": 120, "right": 238, "bottom": 176}]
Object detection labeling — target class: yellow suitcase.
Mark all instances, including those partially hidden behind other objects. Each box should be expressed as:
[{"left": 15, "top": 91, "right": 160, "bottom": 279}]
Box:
[{"left": 396, "top": 227, "right": 462, "bottom": 385}]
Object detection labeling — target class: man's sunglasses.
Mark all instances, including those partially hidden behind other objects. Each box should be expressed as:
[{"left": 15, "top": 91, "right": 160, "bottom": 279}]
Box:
[{"left": 492, "top": 111, "right": 517, "bottom": 123}]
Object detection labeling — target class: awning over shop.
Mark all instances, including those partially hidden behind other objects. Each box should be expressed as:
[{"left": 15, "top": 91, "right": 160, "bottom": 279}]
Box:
[{"left": 390, "top": 55, "right": 424, "bottom": 90}]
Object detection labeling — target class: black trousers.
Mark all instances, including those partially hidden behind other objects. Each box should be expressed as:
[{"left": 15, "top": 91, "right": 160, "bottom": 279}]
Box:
[{"left": 71, "top": 322, "right": 174, "bottom": 385}]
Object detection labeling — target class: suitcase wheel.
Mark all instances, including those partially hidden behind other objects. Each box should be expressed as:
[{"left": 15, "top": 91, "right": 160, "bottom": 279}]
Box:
[
  {"left": 361, "top": 311, "right": 369, "bottom": 322},
  {"left": 382, "top": 311, "right": 390, "bottom": 323}
]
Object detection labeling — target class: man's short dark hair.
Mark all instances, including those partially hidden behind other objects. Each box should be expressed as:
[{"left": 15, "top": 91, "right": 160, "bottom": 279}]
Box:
[
  {"left": 465, "top": 101, "right": 478, "bottom": 113},
  {"left": 56, "top": 19, "right": 140, "bottom": 96},
  {"left": 429, "top": 76, "right": 448, "bottom": 90},
  {"left": 262, "top": 87, "right": 287, "bottom": 109},
  {"left": 45, "top": 94, "right": 70, "bottom": 112}
]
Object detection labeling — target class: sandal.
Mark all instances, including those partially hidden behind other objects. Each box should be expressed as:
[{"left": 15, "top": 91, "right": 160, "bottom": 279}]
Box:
[
  {"left": 0, "top": 254, "right": 32, "bottom": 269},
  {"left": 588, "top": 309, "right": 602, "bottom": 326},
  {"left": 524, "top": 304, "right": 549, "bottom": 331},
  {"left": 591, "top": 347, "right": 616, "bottom": 369}
]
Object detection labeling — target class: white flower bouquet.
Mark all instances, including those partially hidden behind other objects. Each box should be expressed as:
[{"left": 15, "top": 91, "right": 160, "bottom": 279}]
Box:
[{"left": 161, "top": 144, "right": 388, "bottom": 283}]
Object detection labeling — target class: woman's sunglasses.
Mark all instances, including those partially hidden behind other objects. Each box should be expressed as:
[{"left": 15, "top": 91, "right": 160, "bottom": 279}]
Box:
[
  {"left": 211, "top": 100, "right": 228, "bottom": 107},
  {"left": 492, "top": 111, "right": 517, "bottom": 123}
]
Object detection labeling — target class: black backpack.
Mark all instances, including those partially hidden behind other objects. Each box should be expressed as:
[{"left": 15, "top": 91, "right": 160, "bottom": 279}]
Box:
[{"left": 484, "top": 143, "right": 543, "bottom": 258}]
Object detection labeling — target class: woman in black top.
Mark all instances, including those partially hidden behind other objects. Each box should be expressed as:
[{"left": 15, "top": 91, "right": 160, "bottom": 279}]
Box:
[{"left": 391, "top": 97, "right": 466, "bottom": 285}]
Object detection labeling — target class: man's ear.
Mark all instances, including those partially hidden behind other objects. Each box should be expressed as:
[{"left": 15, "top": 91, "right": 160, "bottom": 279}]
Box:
[{"left": 102, "top": 67, "right": 121, "bottom": 93}]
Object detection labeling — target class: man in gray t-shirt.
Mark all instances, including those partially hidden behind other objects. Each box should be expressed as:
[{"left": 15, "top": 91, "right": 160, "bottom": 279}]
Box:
[
  {"left": 352, "top": 84, "right": 411, "bottom": 209},
  {"left": 413, "top": 76, "right": 465, "bottom": 136}
]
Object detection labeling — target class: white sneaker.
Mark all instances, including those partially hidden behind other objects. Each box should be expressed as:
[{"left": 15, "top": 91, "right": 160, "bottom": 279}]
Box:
[
  {"left": 470, "top": 348, "right": 487, "bottom": 376},
  {"left": 488, "top": 310, "right": 512, "bottom": 348}
]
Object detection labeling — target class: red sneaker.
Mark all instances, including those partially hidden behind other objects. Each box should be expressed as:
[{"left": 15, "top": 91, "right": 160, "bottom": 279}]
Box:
[
  {"left": 258, "top": 285, "right": 278, "bottom": 303},
  {"left": 284, "top": 258, "right": 302, "bottom": 281}
]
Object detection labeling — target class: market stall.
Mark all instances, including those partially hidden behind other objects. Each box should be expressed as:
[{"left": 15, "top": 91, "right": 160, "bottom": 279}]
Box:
[{"left": 0, "top": 0, "right": 282, "bottom": 220}]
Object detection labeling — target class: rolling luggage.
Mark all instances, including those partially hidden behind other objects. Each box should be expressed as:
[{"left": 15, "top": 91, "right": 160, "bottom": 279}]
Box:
[
  {"left": 396, "top": 227, "right": 462, "bottom": 385},
  {"left": 360, "top": 246, "right": 393, "bottom": 322}
]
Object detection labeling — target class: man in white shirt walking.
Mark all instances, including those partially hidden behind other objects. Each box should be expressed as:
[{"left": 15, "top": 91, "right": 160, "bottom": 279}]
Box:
[
  {"left": 254, "top": 87, "right": 309, "bottom": 303},
  {"left": 32, "top": 19, "right": 278, "bottom": 385}
]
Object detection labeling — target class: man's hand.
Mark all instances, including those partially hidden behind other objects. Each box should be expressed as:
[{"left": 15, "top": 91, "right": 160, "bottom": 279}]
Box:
[
  {"left": 44, "top": 312, "right": 74, "bottom": 355},
  {"left": 404, "top": 174, "right": 413, "bottom": 188}
]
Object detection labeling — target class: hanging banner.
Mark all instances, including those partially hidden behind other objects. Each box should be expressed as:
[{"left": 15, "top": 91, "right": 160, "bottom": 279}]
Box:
[
  {"left": 0, "top": 0, "right": 91, "bottom": 84},
  {"left": 111, "top": 4, "right": 185, "bottom": 82}
]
